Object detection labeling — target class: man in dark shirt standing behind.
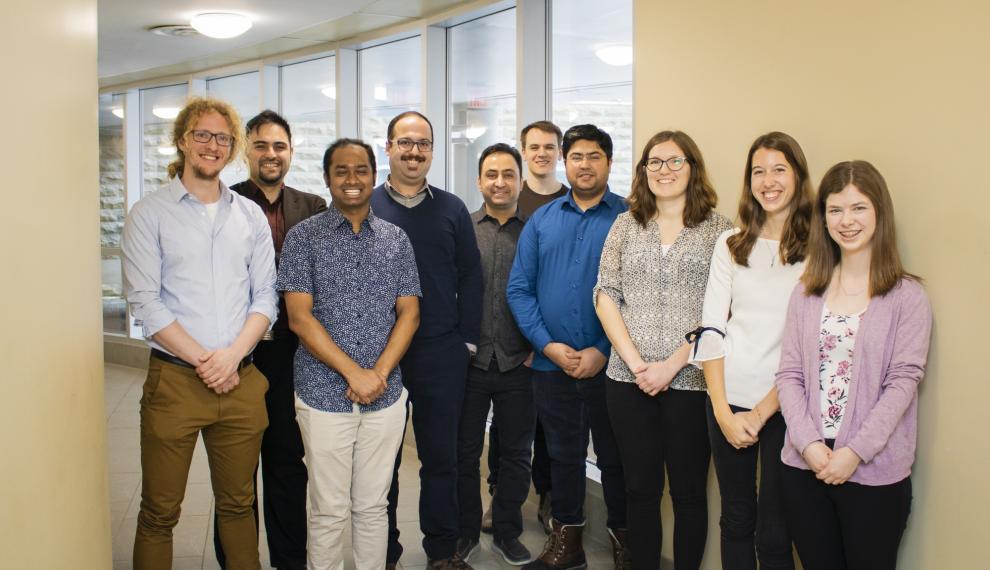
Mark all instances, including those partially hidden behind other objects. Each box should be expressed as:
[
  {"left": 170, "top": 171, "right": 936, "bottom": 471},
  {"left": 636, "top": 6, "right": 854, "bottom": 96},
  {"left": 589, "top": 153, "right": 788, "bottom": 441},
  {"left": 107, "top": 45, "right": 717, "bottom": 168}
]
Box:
[
  {"left": 215, "top": 110, "right": 326, "bottom": 570},
  {"left": 370, "top": 111, "right": 484, "bottom": 569},
  {"left": 455, "top": 143, "right": 535, "bottom": 566}
]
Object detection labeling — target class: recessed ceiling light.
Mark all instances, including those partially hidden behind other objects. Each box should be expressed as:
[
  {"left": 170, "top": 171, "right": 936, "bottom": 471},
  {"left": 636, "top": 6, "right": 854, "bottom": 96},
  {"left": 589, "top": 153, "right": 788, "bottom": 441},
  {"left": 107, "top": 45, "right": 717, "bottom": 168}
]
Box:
[
  {"left": 321, "top": 86, "right": 336, "bottom": 99},
  {"left": 374, "top": 85, "right": 387, "bottom": 101},
  {"left": 595, "top": 44, "right": 633, "bottom": 67},
  {"left": 190, "top": 13, "right": 253, "bottom": 39},
  {"left": 152, "top": 106, "right": 180, "bottom": 120},
  {"left": 157, "top": 145, "right": 177, "bottom": 156},
  {"left": 111, "top": 108, "right": 125, "bottom": 119}
]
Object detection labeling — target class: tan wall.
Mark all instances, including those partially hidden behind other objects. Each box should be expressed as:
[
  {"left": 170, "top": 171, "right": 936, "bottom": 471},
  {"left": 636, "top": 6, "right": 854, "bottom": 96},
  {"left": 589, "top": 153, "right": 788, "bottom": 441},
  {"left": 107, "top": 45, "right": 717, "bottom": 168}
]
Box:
[
  {"left": 0, "top": 0, "right": 110, "bottom": 567},
  {"left": 635, "top": 0, "right": 989, "bottom": 567}
]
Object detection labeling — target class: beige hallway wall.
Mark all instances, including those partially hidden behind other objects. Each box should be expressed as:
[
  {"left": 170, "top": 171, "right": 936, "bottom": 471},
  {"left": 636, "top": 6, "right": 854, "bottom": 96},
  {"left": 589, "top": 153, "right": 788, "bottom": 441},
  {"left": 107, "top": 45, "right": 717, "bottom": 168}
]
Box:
[
  {"left": 635, "top": 0, "right": 989, "bottom": 567},
  {"left": 0, "top": 0, "right": 110, "bottom": 567}
]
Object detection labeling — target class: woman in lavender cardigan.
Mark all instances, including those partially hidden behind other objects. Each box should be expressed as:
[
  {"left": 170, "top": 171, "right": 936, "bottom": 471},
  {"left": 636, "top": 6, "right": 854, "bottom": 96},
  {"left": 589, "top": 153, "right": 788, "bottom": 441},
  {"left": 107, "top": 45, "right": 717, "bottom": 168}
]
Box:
[{"left": 775, "top": 160, "right": 932, "bottom": 570}]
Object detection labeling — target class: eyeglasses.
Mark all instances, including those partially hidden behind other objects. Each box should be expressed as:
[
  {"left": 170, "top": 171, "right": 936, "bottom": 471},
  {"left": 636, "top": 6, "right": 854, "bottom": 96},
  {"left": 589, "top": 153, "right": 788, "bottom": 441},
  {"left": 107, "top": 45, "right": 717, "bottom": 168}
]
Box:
[
  {"left": 391, "top": 138, "right": 434, "bottom": 152},
  {"left": 645, "top": 156, "right": 688, "bottom": 172},
  {"left": 188, "top": 129, "right": 234, "bottom": 147}
]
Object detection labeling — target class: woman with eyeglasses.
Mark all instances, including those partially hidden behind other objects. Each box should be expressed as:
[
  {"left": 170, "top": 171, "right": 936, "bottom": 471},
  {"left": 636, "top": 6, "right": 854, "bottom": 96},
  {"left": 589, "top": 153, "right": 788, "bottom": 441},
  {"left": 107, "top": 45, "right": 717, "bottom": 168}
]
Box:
[
  {"left": 595, "top": 131, "right": 731, "bottom": 569},
  {"left": 775, "top": 161, "right": 930, "bottom": 570},
  {"left": 691, "top": 132, "right": 815, "bottom": 570}
]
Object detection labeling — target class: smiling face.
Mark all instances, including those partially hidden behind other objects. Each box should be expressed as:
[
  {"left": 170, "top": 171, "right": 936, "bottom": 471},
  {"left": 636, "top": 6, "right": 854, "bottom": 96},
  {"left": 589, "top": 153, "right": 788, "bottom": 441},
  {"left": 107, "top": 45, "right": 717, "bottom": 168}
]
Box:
[
  {"left": 178, "top": 111, "right": 232, "bottom": 181},
  {"left": 247, "top": 122, "right": 293, "bottom": 188},
  {"left": 325, "top": 144, "right": 375, "bottom": 212},
  {"left": 750, "top": 147, "right": 797, "bottom": 216},
  {"left": 825, "top": 183, "right": 877, "bottom": 256},
  {"left": 386, "top": 115, "right": 434, "bottom": 187},
  {"left": 522, "top": 128, "right": 561, "bottom": 179},
  {"left": 564, "top": 139, "right": 612, "bottom": 198},
  {"left": 645, "top": 140, "right": 691, "bottom": 203},
  {"left": 477, "top": 151, "right": 521, "bottom": 212}
]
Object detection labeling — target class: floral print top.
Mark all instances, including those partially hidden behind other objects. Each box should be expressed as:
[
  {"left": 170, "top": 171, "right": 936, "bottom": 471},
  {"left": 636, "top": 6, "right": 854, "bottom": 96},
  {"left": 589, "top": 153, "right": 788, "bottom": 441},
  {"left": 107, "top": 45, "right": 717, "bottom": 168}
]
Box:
[{"left": 818, "top": 305, "right": 864, "bottom": 438}]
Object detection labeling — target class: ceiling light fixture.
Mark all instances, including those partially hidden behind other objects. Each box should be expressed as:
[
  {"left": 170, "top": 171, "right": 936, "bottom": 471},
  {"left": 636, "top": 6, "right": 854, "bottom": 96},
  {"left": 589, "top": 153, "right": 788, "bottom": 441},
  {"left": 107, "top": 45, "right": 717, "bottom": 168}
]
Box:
[
  {"left": 374, "top": 85, "right": 388, "bottom": 101},
  {"left": 111, "top": 108, "right": 125, "bottom": 119},
  {"left": 594, "top": 44, "right": 633, "bottom": 67},
  {"left": 152, "top": 106, "right": 180, "bottom": 120},
  {"left": 321, "top": 86, "right": 336, "bottom": 99},
  {"left": 190, "top": 12, "right": 253, "bottom": 39},
  {"left": 157, "top": 145, "right": 177, "bottom": 156}
]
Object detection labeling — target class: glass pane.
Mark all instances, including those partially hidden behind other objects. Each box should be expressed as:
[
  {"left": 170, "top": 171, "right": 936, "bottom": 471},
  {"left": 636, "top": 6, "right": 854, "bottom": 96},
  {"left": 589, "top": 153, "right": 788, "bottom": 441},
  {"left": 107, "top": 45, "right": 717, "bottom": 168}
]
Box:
[
  {"left": 448, "top": 9, "right": 517, "bottom": 211},
  {"left": 207, "top": 72, "right": 261, "bottom": 187},
  {"left": 281, "top": 56, "right": 336, "bottom": 204},
  {"left": 552, "top": 0, "right": 633, "bottom": 196},
  {"left": 140, "top": 83, "right": 187, "bottom": 197},
  {"left": 99, "top": 93, "right": 125, "bottom": 248},
  {"left": 102, "top": 254, "right": 127, "bottom": 335},
  {"left": 360, "top": 37, "right": 422, "bottom": 186}
]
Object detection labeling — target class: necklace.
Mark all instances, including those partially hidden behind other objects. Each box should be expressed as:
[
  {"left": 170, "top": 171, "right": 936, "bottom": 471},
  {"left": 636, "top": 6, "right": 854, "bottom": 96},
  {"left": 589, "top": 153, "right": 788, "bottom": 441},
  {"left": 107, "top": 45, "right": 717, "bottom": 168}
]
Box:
[
  {"left": 762, "top": 239, "right": 777, "bottom": 267},
  {"left": 838, "top": 267, "right": 867, "bottom": 296}
]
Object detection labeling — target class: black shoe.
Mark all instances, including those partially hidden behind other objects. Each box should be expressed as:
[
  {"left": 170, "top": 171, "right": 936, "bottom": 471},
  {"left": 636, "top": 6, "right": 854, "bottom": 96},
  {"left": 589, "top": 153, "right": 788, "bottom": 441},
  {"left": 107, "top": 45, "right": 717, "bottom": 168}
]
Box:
[
  {"left": 428, "top": 556, "right": 475, "bottom": 569},
  {"left": 455, "top": 536, "right": 480, "bottom": 562},
  {"left": 493, "top": 536, "right": 534, "bottom": 566}
]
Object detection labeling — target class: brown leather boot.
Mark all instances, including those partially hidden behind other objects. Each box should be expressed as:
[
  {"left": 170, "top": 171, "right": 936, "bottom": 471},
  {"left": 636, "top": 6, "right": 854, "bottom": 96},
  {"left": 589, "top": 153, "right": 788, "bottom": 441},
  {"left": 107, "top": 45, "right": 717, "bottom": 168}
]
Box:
[
  {"left": 607, "top": 527, "right": 633, "bottom": 569},
  {"left": 522, "top": 519, "right": 587, "bottom": 569}
]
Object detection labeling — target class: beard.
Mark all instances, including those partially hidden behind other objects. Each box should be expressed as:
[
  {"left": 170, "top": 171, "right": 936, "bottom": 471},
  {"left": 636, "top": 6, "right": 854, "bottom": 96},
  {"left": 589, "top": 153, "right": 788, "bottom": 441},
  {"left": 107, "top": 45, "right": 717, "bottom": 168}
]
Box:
[{"left": 256, "top": 160, "right": 285, "bottom": 185}]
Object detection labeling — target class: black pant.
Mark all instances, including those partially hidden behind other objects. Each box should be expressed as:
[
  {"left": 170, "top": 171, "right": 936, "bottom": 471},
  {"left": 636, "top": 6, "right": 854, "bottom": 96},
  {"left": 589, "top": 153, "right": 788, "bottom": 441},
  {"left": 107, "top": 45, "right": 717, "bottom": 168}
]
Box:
[
  {"left": 608, "top": 382, "right": 710, "bottom": 570},
  {"left": 706, "top": 397, "right": 794, "bottom": 570},
  {"left": 214, "top": 335, "right": 308, "bottom": 569},
  {"left": 457, "top": 360, "right": 535, "bottom": 541},
  {"left": 781, "top": 465, "right": 911, "bottom": 570},
  {"left": 532, "top": 369, "right": 626, "bottom": 527},
  {"left": 386, "top": 334, "right": 471, "bottom": 563},
  {"left": 487, "top": 414, "right": 552, "bottom": 496}
]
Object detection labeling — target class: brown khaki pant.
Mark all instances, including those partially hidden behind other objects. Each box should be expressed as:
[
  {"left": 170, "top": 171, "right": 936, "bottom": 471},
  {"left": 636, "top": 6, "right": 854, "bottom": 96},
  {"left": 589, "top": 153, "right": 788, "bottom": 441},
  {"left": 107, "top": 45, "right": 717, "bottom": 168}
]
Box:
[{"left": 133, "top": 357, "right": 269, "bottom": 570}]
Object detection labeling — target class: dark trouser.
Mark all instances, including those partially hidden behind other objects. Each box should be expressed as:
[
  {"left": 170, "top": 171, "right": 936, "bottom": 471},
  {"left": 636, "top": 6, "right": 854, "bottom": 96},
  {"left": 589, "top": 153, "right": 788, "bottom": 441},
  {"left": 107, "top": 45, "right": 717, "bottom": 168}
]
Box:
[
  {"left": 487, "top": 414, "right": 552, "bottom": 495},
  {"left": 781, "top": 464, "right": 911, "bottom": 570},
  {"left": 608, "top": 381, "right": 710, "bottom": 570},
  {"left": 457, "top": 360, "right": 535, "bottom": 541},
  {"left": 706, "top": 397, "right": 794, "bottom": 570},
  {"left": 386, "top": 334, "right": 471, "bottom": 562},
  {"left": 532, "top": 369, "right": 626, "bottom": 528},
  {"left": 214, "top": 335, "right": 308, "bottom": 569}
]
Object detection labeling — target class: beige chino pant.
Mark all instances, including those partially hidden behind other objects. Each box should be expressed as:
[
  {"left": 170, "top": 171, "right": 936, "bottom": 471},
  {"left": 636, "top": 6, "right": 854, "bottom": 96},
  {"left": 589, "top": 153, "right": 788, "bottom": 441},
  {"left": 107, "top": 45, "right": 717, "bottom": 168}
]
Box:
[
  {"left": 295, "top": 389, "right": 408, "bottom": 570},
  {"left": 134, "top": 357, "right": 268, "bottom": 570}
]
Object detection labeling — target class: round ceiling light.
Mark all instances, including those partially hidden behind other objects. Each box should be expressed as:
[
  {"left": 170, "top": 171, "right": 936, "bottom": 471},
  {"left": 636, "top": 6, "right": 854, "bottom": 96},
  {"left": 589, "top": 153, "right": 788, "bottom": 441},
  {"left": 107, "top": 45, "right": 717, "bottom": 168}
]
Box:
[
  {"left": 152, "top": 106, "right": 181, "bottom": 120},
  {"left": 594, "top": 44, "right": 633, "bottom": 67},
  {"left": 190, "top": 13, "right": 253, "bottom": 39}
]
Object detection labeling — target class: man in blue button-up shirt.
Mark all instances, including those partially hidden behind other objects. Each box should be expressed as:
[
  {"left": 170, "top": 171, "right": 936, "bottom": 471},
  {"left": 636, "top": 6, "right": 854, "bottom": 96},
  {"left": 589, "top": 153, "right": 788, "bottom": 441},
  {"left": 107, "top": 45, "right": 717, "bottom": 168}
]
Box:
[
  {"left": 278, "top": 138, "right": 421, "bottom": 570},
  {"left": 507, "top": 124, "right": 630, "bottom": 568},
  {"left": 123, "top": 97, "right": 278, "bottom": 570}
]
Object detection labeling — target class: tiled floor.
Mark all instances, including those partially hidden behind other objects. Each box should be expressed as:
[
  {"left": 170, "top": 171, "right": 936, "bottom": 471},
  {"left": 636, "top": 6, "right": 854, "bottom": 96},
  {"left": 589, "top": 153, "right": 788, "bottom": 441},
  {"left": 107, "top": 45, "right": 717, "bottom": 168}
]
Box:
[{"left": 105, "top": 363, "right": 613, "bottom": 569}]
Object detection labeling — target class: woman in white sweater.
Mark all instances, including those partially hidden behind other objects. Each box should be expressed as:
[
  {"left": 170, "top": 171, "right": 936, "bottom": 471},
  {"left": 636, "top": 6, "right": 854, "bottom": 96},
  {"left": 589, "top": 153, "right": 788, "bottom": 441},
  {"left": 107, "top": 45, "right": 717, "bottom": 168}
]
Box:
[{"left": 691, "top": 132, "right": 814, "bottom": 570}]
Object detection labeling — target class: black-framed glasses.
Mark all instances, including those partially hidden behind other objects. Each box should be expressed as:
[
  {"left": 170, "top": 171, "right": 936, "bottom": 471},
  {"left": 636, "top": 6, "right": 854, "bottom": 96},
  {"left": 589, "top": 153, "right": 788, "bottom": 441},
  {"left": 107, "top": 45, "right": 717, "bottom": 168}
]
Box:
[
  {"left": 392, "top": 138, "right": 434, "bottom": 152},
  {"left": 189, "top": 129, "right": 234, "bottom": 147},
  {"left": 645, "top": 156, "right": 688, "bottom": 172}
]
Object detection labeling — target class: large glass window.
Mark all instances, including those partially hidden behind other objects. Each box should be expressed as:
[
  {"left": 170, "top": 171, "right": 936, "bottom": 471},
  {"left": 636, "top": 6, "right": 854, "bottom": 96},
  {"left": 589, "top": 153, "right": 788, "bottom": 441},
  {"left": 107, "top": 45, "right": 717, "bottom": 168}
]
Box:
[
  {"left": 99, "top": 92, "right": 127, "bottom": 335},
  {"left": 140, "top": 83, "right": 187, "bottom": 197},
  {"left": 281, "top": 56, "right": 336, "bottom": 203},
  {"left": 207, "top": 72, "right": 261, "bottom": 186},
  {"left": 359, "top": 37, "right": 422, "bottom": 186},
  {"left": 448, "top": 9, "right": 517, "bottom": 210},
  {"left": 552, "top": 0, "right": 633, "bottom": 195}
]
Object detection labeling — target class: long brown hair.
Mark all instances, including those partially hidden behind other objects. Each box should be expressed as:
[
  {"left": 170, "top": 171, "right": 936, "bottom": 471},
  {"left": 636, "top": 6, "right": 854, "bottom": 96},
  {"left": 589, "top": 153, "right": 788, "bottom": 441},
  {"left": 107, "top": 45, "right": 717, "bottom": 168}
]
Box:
[
  {"left": 726, "top": 132, "right": 813, "bottom": 266},
  {"left": 628, "top": 131, "right": 718, "bottom": 228},
  {"left": 802, "top": 160, "right": 916, "bottom": 297},
  {"left": 167, "top": 96, "right": 243, "bottom": 179}
]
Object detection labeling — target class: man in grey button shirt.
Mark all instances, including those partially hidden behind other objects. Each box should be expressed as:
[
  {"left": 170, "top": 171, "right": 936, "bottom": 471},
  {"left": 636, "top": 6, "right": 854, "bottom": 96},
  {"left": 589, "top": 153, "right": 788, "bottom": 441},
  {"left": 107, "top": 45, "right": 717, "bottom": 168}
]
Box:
[
  {"left": 122, "top": 97, "right": 277, "bottom": 570},
  {"left": 455, "top": 143, "right": 535, "bottom": 566}
]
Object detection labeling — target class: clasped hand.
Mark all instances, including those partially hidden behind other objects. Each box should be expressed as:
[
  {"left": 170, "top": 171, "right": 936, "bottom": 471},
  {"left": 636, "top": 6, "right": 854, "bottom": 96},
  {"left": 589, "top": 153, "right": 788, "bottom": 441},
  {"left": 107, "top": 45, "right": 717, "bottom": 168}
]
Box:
[
  {"left": 717, "top": 410, "right": 763, "bottom": 449},
  {"left": 196, "top": 346, "right": 244, "bottom": 394},
  {"left": 630, "top": 359, "right": 679, "bottom": 396},
  {"left": 803, "top": 442, "right": 861, "bottom": 485},
  {"left": 345, "top": 368, "right": 388, "bottom": 405},
  {"left": 544, "top": 343, "right": 606, "bottom": 379}
]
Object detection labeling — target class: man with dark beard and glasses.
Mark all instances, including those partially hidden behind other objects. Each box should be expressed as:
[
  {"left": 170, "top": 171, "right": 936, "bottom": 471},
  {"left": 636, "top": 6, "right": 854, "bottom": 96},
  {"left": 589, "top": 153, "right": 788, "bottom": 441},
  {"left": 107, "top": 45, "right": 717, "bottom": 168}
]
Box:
[
  {"left": 370, "top": 111, "right": 483, "bottom": 569},
  {"left": 212, "top": 109, "right": 326, "bottom": 570}
]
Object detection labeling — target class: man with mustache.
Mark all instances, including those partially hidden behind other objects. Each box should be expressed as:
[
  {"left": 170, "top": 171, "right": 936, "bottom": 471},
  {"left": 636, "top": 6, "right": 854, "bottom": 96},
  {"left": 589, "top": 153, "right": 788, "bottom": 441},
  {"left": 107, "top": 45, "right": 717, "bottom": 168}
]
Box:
[
  {"left": 370, "top": 111, "right": 484, "bottom": 569},
  {"left": 213, "top": 110, "right": 327, "bottom": 570}
]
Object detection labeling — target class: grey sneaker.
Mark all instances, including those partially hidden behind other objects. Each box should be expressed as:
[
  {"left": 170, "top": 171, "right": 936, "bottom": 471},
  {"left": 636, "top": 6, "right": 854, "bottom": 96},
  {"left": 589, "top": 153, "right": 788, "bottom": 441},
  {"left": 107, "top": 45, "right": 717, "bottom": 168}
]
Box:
[{"left": 493, "top": 536, "right": 534, "bottom": 566}]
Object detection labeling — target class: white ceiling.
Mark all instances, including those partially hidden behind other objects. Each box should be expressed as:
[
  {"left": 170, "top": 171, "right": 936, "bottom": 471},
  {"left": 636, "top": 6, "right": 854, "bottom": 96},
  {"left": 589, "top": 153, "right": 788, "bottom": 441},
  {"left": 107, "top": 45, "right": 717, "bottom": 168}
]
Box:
[{"left": 98, "top": 0, "right": 468, "bottom": 85}]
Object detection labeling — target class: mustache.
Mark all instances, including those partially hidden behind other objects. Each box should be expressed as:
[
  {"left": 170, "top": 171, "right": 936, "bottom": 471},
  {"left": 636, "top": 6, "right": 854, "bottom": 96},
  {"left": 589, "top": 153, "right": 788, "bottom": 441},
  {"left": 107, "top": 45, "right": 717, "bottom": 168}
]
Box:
[{"left": 399, "top": 153, "right": 426, "bottom": 163}]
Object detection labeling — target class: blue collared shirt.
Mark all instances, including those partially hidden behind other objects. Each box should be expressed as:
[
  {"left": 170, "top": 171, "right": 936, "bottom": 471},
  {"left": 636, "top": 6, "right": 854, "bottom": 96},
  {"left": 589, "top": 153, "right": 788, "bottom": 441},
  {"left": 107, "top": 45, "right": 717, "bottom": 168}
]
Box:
[
  {"left": 276, "top": 206, "right": 422, "bottom": 413},
  {"left": 506, "top": 189, "right": 627, "bottom": 371},
  {"left": 122, "top": 176, "right": 279, "bottom": 354}
]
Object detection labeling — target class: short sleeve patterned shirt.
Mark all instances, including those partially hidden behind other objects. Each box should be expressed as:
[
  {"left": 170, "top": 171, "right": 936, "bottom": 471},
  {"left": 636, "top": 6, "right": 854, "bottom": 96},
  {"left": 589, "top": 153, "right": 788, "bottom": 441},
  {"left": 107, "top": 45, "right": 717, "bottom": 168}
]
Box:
[
  {"left": 277, "top": 206, "right": 421, "bottom": 413},
  {"left": 594, "top": 210, "right": 732, "bottom": 390}
]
